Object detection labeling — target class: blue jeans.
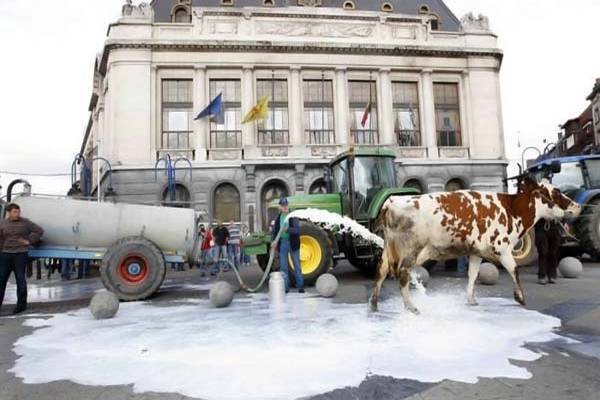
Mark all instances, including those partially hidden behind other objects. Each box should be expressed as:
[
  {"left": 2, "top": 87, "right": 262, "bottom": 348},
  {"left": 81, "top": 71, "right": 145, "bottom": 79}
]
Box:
[
  {"left": 228, "top": 244, "right": 240, "bottom": 268},
  {"left": 279, "top": 239, "right": 304, "bottom": 290}
]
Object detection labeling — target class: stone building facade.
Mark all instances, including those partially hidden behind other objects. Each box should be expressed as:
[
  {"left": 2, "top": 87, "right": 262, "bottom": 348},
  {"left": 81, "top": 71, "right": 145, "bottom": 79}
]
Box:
[{"left": 81, "top": 0, "right": 507, "bottom": 231}]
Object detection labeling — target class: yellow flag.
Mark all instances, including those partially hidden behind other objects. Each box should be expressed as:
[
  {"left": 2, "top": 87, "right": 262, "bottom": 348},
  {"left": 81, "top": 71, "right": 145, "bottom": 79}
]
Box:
[{"left": 242, "top": 96, "right": 269, "bottom": 124}]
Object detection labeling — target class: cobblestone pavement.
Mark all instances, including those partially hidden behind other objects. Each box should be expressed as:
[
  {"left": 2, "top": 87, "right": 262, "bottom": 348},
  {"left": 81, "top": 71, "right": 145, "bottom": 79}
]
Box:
[{"left": 1, "top": 262, "right": 600, "bottom": 400}]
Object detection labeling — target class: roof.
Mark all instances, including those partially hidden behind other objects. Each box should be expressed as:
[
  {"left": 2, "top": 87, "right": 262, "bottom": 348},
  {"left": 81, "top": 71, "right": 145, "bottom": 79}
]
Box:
[
  {"left": 529, "top": 154, "right": 600, "bottom": 171},
  {"left": 150, "top": 0, "right": 461, "bottom": 31},
  {"left": 562, "top": 104, "right": 593, "bottom": 130},
  {"left": 587, "top": 78, "right": 600, "bottom": 101},
  {"left": 330, "top": 146, "right": 396, "bottom": 165}
]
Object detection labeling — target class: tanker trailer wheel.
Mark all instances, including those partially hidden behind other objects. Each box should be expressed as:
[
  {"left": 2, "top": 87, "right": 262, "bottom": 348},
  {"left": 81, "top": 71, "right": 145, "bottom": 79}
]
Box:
[
  {"left": 288, "top": 221, "right": 333, "bottom": 287},
  {"left": 512, "top": 230, "right": 538, "bottom": 267},
  {"left": 101, "top": 237, "right": 167, "bottom": 301},
  {"left": 576, "top": 198, "right": 600, "bottom": 261}
]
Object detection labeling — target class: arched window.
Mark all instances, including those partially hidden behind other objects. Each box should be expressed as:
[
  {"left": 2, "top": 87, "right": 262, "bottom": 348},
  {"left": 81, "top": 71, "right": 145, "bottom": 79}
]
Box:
[
  {"left": 221, "top": 0, "right": 234, "bottom": 6},
  {"left": 381, "top": 2, "right": 393, "bottom": 12},
  {"left": 263, "top": 0, "right": 275, "bottom": 6},
  {"left": 173, "top": 7, "right": 190, "bottom": 23},
  {"left": 261, "top": 180, "right": 289, "bottom": 230},
  {"left": 309, "top": 179, "right": 328, "bottom": 194},
  {"left": 445, "top": 178, "right": 467, "bottom": 192},
  {"left": 343, "top": 1, "right": 355, "bottom": 10},
  {"left": 419, "top": 5, "right": 430, "bottom": 13},
  {"left": 213, "top": 183, "right": 241, "bottom": 223},
  {"left": 162, "top": 184, "right": 191, "bottom": 208},
  {"left": 403, "top": 179, "right": 424, "bottom": 194}
]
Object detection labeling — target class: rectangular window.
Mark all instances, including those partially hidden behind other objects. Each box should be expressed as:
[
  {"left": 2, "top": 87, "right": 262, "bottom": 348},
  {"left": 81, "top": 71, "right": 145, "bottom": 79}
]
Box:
[
  {"left": 349, "top": 80, "right": 378, "bottom": 145},
  {"left": 434, "top": 82, "right": 462, "bottom": 147},
  {"left": 392, "top": 82, "right": 421, "bottom": 147},
  {"left": 209, "top": 79, "right": 242, "bottom": 149},
  {"left": 303, "top": 79, "right": 334, "bottom": 144},
  {"left": 161, "top": 79, "right": 193, "bottom": 151},
  {"left": 257, "top": 79, "right": 289, "bottom": 145}
]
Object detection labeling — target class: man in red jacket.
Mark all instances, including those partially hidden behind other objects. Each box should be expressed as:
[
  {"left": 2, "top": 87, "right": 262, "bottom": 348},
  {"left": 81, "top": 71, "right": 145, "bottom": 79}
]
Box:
[{"left": 0, "top": 203, "right": 44, "bottom": 315}]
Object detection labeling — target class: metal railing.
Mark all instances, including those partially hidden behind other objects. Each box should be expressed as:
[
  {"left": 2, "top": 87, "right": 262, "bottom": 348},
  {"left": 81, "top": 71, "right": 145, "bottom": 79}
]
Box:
[
  {"left": 257, "top": 130, "right": 290, "bottom": 146},
  {"left": 351, "top": 129, "right": 379, "bottom": 145},
  {"left": 306, "top": 129, "right": 335, "bottom": 145},
  {"left": 396, "top": 130, "right": 421, "bottom": 147},
  {"left": 210, "top": 130, "right": 242, "bottom": 149}
]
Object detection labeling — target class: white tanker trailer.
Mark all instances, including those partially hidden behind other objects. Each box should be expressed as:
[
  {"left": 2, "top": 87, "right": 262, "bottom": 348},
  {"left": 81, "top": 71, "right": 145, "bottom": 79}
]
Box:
[{"left": 1, "top": 180, "right": 200, "bottom": 301}]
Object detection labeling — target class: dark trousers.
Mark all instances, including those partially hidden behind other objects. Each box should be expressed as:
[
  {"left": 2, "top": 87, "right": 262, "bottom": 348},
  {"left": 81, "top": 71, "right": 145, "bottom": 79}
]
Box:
[
  {"left": 535, "top": 224, "right": 561, "bottom": 280},
  {"left": 0, "top": 252, "right": 29, "bottom": 308}
]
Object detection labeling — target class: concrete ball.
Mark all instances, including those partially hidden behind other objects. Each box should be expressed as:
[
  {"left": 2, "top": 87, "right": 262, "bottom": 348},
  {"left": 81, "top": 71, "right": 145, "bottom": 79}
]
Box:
[
  {"left": 413, "top": 266, "right": 430, "bottom": 286},
  {"left": 209, "top": 281, "right": 235, "bottom": 308},
  {"left": 89, "top": 290, "right": 120, "bottom": 320},
  {"left": 478, "top": 263, "right": 499, "bottom": 286},
  {"left": 558, "top": 257, "right": 583, "bottom": 279},
  {"left": 316, "top": 273, "right": 338, "bottom": 298}
]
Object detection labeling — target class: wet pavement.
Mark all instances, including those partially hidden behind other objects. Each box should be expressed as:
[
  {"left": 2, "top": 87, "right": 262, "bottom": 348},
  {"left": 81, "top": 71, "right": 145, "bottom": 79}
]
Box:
[{"left": 1, "top": 261, "right": 600, "bottom": 400}]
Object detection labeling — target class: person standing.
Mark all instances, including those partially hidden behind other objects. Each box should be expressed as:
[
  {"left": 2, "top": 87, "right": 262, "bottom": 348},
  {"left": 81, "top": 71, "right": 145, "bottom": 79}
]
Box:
[
  {"left": 271, "top": 198, "right": 304, "bottom": 293},
  {"left": 212, "top": 222, "right": 230, "bottom": 271},
  {"left": 0, "top": 203, "right": 44, "bottom": 315},
  {"left": 228, "top": 220, "right": 241, "bottom": 269},
  {"left": 535, "top": 219, "right": 561, "bottom": 285}
]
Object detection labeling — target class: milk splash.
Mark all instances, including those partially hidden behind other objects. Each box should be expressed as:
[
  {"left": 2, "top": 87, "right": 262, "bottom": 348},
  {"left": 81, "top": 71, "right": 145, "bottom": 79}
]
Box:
[
  {"left": 11, "top": 292, "right": 570, "bottom": 400},
  {"left": 289, "top": 208, "right": 384, "bottom": 248}
]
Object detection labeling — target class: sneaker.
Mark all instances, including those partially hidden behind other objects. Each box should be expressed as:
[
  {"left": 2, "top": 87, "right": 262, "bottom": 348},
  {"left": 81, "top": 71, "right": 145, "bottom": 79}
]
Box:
[
  {"left": 298, "top": 288, "right": 305, "bottom": 294},
  {"left": 548, "top": 278, "right": 556, "bottom": 284},
  {"left": 537, "top": 278, "right": 547, "bottom": 285}
]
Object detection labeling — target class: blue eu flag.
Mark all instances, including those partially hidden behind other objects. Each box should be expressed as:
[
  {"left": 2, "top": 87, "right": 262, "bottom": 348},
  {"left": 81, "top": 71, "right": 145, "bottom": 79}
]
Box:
[{"left": 195, "top": 93, "right": 224, "bottom": 123}]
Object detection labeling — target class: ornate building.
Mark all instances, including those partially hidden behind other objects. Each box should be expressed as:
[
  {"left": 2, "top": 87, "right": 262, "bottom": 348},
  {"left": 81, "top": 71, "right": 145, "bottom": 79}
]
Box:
[{"left": 81, "top": 0, "right": 506, "bottom": 231}]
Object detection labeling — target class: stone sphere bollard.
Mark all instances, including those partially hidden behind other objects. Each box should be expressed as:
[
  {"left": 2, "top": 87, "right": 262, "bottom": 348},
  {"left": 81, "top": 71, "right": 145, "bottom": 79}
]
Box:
[
  {"left": 209, "top": 281, "right": 235, "bottom": 308},
  {"left": 316, "top": 273, "right": 338, "bottom": 298},
  {"left": 478, "top": 263, "right": 499, "bottom": 285},
  {"left": 413, "top": 266, "right": 430, "bottom": 286},
  {"left": 558, "top": 257, "right": 583, "bottom": 279},
  {"left": 89, "top": 290, "right": 120, "bottom": 320}
]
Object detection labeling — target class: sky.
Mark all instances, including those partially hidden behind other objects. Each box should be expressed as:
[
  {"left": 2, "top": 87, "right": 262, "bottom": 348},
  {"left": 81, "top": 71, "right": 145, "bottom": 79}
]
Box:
[{"left": 0, "top": 0, "right": 599, "bottom": 196}]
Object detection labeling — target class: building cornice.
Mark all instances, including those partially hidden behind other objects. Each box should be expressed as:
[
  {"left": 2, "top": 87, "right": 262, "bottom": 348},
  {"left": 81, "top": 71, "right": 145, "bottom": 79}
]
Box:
[{"left": 99, "top": 40, "right": 503, "bottom": 75}]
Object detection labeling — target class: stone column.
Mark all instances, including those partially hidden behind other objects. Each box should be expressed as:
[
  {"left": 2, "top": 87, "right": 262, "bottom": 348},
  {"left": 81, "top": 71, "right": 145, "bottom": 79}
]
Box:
[
  {"left": 193, "top": 66, "right": 208, "bottom": 161},
  {"left": 379, "top": 68, "right": 395, "bottom": 146},
  {"left": 242, "top": 66, "right": 256, "bottom": 148},
  {"left": 461, "top": 70, "right": 473, "bottom": 153},
  {"left": 421, "top": 69, "right": 438, "bottom": 159},
  {"left": 334, "top": 67, "right": 349, "bottom": 146},
  {"left": 289, "top": 67, "right": 304, "bottom": 148}
]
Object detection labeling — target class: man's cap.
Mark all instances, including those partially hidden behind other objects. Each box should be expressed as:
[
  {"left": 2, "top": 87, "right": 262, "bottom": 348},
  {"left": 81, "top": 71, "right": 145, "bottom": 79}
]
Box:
[{"left": 279, "top": 197, "right": 289, "bottom": 206}]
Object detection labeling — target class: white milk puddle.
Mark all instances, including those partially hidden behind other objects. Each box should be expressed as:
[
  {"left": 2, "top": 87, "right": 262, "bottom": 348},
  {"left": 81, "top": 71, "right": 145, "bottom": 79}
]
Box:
[{"left": 11, "top": 291, "right": 570, "bottom": 400}]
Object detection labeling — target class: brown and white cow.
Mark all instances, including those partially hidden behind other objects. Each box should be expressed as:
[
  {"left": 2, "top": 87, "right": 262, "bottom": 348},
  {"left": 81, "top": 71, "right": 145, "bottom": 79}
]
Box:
[{"left": 369, "top": 177, "right": 581, "bottom": 314}]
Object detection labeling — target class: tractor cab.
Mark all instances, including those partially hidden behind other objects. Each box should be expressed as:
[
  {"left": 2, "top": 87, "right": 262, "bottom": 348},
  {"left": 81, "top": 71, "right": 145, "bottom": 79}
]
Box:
[{"left": 327, "top": 147, "right": 400, "bottom": 222}]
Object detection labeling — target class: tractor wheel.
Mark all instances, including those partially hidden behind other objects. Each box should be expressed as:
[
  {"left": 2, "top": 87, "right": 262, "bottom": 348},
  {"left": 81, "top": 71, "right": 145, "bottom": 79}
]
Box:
[
  {"left": 512, "top": 230, "right": 538, "bottom": 267},
  {"left": 576, "top": 198, "right": 600, "bottom": 261},
  {"left": 288, "top": 221, "right": 333, "bottom": 287},
  {"left": 347, "top": 254, "right": 379, "bottom": 277},
  {"left": 101, "top": 236, "right": 167, "bottom": 301}
]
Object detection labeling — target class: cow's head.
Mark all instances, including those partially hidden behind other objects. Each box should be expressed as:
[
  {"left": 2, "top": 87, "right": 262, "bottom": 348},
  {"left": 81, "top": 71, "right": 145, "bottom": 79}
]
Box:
[{"left": 518, "top": 177, "right": 582, "bottom": 220}]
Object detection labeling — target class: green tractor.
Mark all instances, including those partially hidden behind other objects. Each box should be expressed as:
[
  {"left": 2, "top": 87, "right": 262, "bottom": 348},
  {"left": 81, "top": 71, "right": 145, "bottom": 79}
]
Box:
[{"left": 242, "top": 147, "right": 418, "bottom": 285}]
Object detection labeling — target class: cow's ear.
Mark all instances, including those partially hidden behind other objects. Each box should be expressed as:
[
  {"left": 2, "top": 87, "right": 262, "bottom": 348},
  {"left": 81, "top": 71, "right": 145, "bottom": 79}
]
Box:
[{"left": 517, "top": 176, "right": 538, "bottom": 193}]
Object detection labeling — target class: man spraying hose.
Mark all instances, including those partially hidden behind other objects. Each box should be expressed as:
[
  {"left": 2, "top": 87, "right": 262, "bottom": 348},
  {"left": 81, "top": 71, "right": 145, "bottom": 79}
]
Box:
[{"left": 271, "top": 197, "right": 305, "bottom": 294}]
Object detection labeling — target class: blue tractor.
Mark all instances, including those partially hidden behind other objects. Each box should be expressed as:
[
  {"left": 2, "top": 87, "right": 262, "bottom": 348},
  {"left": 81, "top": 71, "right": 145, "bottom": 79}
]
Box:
[{"left": 527, "top": 154, "right": 600, "bottom": 260}]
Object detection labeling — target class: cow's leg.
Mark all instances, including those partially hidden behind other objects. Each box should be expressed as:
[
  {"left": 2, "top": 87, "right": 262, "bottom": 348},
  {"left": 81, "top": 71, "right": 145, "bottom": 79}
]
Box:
[
  {"left": 399, "top": 261, "right": 419, "bottom": 315},
  {"left": 466, "top": 255, "right": 482, "bottom": 306},
  {"left": 499, "top": 252, "right": 526, "bottom": 306},
  {"left": 369, "top": 248, "right": 390, "bottom": 312}
]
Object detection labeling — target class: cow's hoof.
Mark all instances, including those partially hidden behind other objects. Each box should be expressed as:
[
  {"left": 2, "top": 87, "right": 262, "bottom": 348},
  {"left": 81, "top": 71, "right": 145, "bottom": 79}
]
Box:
[
  {"left": 369, "top": 298, "right": 379, "bottom": 313},
  {"left": 405, "top": 305, "right": 420, "bottom": 315},
  {"left": 467, "top": 298, "right": 479, "bottom": 306},
  {"left": 514, "top": 292, "right": 526, "bottom": 306}
]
